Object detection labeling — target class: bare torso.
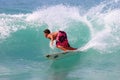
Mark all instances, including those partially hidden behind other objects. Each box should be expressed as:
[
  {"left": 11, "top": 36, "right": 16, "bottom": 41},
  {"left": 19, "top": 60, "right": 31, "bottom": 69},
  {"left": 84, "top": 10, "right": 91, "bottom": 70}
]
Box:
[{"left": 47, "top": 31, "right": 58, "bottom": 40}]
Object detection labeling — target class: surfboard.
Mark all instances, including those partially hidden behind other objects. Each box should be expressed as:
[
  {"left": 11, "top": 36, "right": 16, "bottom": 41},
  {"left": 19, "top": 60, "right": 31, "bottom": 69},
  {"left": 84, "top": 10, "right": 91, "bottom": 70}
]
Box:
[{"left": 45, "top": 50, "right": 80, "bottom": 60}]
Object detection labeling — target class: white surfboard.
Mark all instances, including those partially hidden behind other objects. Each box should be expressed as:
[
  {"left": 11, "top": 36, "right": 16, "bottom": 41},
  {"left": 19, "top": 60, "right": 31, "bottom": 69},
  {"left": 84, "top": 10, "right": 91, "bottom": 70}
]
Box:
[{"left": 45, "top": 50, "right": 81, "bottom": 60}]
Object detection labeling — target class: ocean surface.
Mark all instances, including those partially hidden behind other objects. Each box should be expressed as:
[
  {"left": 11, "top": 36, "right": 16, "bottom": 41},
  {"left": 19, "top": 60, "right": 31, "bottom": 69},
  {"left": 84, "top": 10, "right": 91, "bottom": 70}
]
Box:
[{"left": 0, "top": 0, "right": 120, "bottom": 80}]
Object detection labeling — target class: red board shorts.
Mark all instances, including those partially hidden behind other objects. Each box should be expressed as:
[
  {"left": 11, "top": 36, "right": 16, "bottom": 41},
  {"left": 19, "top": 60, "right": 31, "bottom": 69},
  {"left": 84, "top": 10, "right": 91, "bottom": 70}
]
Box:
[{"left": 56, "top": 31, "right": 70, "bottom": 47}]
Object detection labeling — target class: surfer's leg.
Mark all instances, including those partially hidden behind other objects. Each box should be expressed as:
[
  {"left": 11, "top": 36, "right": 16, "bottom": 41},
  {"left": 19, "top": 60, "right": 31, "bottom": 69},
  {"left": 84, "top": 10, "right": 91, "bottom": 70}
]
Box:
[
  {"left": 56, "top": 45, "right": 68, "bottom": 51},
  {"left": 57, "top": 45, "right": 77, "bottom": 51},
  {"left": 66, "top": 47, "right": 77, "bottom": 50}
]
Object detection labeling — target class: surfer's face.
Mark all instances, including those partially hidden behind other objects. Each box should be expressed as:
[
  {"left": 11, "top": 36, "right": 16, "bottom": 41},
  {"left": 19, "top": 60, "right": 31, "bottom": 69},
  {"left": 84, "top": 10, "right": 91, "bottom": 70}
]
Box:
[{"left": 44, "top": 33, "right": 48, "bottom": 38}]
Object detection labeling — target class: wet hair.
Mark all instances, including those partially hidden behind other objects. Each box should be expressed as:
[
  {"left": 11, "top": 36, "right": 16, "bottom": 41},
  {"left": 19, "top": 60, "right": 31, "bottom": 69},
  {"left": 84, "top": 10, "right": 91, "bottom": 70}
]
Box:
[{"left": 43, "top": 29, "right": 51, "bottom": 34}]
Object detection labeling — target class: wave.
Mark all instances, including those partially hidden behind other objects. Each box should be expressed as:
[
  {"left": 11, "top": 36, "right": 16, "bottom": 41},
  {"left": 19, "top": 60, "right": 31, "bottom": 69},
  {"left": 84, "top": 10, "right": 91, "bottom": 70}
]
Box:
[
  {"left": 0, "top": 0, "right": 120, "bottom": 80},
  {"left": 0, "top": 0, "right": 120, "bottom": 55}
]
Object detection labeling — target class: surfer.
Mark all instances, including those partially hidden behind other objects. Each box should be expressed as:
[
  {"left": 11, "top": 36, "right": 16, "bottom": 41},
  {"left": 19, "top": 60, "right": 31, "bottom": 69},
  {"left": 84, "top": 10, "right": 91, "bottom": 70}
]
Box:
[{"left": 43, "top": 29, "right": 77, "bottom": 51}]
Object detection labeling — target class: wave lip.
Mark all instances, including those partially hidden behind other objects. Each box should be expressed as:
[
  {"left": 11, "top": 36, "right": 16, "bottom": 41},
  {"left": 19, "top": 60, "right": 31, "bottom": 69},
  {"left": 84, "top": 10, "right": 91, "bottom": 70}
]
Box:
[{"left": 0, "top": 14, "right": 27, "bottom": 40}]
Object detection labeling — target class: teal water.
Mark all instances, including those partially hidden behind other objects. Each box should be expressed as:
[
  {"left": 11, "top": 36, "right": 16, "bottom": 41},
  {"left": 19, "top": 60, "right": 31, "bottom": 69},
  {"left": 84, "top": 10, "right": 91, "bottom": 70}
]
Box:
[{"left": 0, "top": 0, "right": 120, "bottom": 80}]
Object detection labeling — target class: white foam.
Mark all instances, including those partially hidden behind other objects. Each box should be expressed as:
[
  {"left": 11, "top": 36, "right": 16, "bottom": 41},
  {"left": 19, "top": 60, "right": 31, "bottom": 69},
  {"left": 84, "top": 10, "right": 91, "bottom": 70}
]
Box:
[
  {"left": 0, "top": 14, "right": 27, "bottom": 40},
  {"left": 78, "top": 0, "right": 120, "bottom": 53},
  {"left": 26, "top": 5, "right": 81, "bottom": 31}
]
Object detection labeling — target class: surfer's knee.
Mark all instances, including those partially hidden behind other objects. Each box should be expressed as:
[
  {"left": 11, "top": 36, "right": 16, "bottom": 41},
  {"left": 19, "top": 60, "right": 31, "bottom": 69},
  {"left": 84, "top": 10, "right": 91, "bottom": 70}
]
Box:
[
  {"left": 56, "top": 45, "right": 61, "bottom": 48},
  {"left": 56, "top": 45, "right": 67, "bottom": 51},
  {"left": 56, "top": 45, "right": 61, "bottom": 50}
]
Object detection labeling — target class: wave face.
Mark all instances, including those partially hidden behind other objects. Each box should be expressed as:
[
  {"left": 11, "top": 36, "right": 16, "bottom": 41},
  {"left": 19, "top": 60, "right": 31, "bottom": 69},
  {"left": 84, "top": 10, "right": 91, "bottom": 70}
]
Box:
[{"left": 0, "top": 0, "right": 120, "bottom": 80}]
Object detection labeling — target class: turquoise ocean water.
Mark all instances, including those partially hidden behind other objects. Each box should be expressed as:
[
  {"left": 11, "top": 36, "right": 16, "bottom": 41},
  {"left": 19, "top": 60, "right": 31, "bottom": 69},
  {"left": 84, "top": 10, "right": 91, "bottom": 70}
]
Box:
[{"left": 0, "top": 0, "right": 120, "bottom": 80}]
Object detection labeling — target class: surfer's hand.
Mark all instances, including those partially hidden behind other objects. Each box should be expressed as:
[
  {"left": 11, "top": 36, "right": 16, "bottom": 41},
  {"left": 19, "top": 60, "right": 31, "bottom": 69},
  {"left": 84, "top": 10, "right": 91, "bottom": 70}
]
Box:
[
  {"left": 51, "top": 41, "right": 53, "bottom": 46},
  {"left": 50, "top": 41, "right": 54, "bottom": 49}
]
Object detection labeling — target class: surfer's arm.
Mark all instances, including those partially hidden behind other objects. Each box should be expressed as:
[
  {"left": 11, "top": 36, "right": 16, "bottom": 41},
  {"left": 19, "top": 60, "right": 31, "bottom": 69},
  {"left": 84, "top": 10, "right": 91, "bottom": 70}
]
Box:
[
  {"left": 48, "top": 35, "right": 54, "bottom": 45},
  {"left": 50, "top": 38, "right": 54, "bottom": 46}
]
